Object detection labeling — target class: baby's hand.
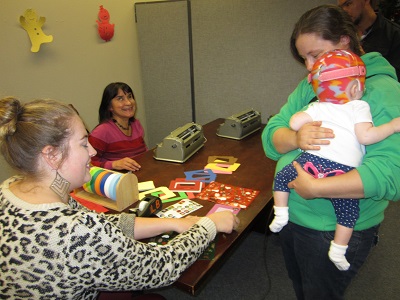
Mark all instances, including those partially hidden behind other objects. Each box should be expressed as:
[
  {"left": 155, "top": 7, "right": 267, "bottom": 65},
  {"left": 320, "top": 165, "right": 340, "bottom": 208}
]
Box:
[{"left": 391, "top": 117, "right": 400, "bottom": 133}]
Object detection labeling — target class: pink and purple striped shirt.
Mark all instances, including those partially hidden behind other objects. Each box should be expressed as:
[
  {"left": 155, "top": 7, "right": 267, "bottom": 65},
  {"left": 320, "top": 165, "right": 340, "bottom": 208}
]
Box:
[{"left": 89, "top": 119, "right": 147, "bottom": 169}]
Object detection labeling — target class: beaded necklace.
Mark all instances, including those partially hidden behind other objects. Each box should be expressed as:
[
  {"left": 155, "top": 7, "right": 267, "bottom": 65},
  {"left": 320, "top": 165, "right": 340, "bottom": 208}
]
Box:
[{"left": 112, "top": 119, "right": 130, "bottom": 130}]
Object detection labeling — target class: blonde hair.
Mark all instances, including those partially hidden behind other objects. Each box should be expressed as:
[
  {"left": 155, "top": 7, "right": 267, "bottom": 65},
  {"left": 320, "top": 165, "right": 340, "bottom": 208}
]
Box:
[{"left": 0, "top": 97, "right": 77, "bottom": 176}]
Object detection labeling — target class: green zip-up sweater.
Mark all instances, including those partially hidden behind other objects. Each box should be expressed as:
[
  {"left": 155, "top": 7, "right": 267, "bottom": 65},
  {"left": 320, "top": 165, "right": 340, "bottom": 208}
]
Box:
[{"left": 262, "top": 52, "right": 400, "bottom": 231}]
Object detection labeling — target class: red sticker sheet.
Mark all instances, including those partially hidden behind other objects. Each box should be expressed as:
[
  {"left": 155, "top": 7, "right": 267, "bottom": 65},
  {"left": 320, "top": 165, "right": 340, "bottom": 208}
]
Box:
[{"left": 197, "top": 181, "right": 259, "bottom": 209}]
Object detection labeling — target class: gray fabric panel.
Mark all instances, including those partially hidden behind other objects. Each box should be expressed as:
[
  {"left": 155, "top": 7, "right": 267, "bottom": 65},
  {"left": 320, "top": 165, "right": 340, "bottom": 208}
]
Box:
[
  {"left": 191, "top": 0, "right": 334, "bottom": 125},
  {"left": 136, "top": 0, "right": 193, "bottom": 149}
]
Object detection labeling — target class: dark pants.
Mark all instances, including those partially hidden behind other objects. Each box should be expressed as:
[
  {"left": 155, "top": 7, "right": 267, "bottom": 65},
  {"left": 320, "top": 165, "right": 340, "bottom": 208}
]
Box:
[{"left": 279, "top": 222, "right": 379, "bottom": 300}]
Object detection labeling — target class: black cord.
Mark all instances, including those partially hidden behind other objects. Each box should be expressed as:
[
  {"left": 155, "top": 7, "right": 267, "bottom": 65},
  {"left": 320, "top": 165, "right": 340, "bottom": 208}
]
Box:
[{"left": 261, "top": 224, "right": 272, "bottom": 300}]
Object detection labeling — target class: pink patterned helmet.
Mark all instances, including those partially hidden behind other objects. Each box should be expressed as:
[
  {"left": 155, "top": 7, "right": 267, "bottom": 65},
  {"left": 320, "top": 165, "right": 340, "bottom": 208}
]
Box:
[{"left": 308, "top": 49, "right": 366, "bottom": 104}]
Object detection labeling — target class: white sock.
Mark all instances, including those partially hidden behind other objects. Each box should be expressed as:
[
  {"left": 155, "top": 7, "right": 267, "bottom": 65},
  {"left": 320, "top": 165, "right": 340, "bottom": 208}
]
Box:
[
  {"left": 328, "top": 241, "right": 350, "bottom": 271},
  {"left": 269, "top": 206, "right": 289, "bottom": 233}
]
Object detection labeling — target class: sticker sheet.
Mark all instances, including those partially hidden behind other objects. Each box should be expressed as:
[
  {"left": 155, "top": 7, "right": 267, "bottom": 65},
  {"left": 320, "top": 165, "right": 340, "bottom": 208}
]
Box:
[
  {"left": 156, "top": 199, "right": 203, "bottom": 218},
  {"left": 197, "top": 181, "right": 259, "bottom": 209}
]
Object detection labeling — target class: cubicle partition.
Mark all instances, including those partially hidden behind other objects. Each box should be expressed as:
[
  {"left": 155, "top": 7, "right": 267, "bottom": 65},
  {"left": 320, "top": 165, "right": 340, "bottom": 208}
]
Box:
[{"left": 135, "top": 0, "right": 334, "bottom": 148}]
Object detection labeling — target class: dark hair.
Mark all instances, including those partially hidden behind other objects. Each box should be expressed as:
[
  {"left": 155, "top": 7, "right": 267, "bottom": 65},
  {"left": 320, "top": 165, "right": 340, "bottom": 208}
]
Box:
[
  {"left": 0, "top": 97, "right": 76, "bottom": 176},
  {"left": 98, "top": 82, "right": 136, "bottom": 123},
  {"left": 290, "top": 5, "right": 362, "bottom": 65}
]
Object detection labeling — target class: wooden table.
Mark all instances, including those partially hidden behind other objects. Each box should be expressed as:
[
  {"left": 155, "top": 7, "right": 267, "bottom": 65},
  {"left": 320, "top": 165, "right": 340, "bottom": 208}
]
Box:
[{"left": 133, "top": 118, "right": 277, "bottom": 295}]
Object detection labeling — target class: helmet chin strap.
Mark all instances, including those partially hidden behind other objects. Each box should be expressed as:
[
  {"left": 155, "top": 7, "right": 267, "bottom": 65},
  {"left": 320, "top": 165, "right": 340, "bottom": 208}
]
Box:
[
  {"left": 308, "top": 66, "right": 366, "bottom": 83},
  {"left": 318, "top": 66, "right": 366, "bottom": 82}
]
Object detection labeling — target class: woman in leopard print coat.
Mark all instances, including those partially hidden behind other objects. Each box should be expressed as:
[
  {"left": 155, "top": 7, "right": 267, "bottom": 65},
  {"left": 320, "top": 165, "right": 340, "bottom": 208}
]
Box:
[{"left": 0, "top": 97, "right": 239, "bottom": 299}]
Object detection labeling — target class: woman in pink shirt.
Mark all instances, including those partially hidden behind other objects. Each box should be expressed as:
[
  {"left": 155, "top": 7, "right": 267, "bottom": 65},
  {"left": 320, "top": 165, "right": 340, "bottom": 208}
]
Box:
[{"left": 89, "top": 82, "right": 147, "bottom": 171}]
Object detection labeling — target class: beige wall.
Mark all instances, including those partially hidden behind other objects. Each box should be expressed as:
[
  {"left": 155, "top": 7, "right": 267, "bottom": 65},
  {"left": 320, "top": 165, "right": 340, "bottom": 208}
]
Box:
[{"left": 0, "top": 0, "right": 162, "bottom": 181}]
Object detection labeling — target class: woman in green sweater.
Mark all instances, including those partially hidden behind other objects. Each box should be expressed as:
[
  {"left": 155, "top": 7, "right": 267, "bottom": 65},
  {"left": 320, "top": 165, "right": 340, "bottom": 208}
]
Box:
[{"left": 262, "top": 5, "right": 400, "bottom": 300}]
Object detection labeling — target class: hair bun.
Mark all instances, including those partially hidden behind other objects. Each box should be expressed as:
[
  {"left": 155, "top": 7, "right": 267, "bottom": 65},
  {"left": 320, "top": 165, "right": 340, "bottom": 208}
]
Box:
[{"left": 0, "top": 97, "right": 23, "bottom": 139}]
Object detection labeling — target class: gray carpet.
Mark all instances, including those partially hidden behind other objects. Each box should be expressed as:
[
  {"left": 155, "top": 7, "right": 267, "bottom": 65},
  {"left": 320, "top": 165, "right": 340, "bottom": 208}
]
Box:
[
  {"left": 345, "top": 200, "right": 400, "bottom": 300},
  {"left": 153, "top": 201, "right": 400, "bottom": 299}
]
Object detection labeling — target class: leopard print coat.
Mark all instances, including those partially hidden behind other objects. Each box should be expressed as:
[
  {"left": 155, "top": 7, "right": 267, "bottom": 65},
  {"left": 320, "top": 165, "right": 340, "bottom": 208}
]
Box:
[{"left": 0, "top": 177, "right": 216, "bottom": 299}]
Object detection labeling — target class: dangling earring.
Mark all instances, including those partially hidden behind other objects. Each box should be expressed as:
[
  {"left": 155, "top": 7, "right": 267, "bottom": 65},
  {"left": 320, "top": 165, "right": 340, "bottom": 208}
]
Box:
[{"left": 50, "top": 171, "right": 70, "bottom": 200}]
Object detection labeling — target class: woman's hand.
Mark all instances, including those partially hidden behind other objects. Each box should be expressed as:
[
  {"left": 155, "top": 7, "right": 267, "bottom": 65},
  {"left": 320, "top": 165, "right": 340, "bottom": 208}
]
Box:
[
  {"left": 207, "top": 211, "right": 240, "bottom": 233},
  {"left": 296, "top": 121, "right": 334, "bottom": 151},
  {"left": 288, "top": 161, "right": 318, "bottom": 199},
  {"left": 288, "top": 161, "right": 364, "bottom": 200},
  {"left": 273, "top": 122, "right": 334, "bottom": 154},
  {"left": 112, "top": 157, "right": 141, "bottom": 171},
  {"left": 134, "top": 212, "right": 239, "bottom": 240}
]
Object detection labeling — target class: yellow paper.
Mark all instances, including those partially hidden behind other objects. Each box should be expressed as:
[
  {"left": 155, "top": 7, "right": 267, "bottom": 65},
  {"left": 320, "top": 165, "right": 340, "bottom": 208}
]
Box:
[
  {"left": 20, "top": 9, "right": 53, "bottom": 52},
  {"left": 205, "top": 162, "right": 240, "bottom": 172}
]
